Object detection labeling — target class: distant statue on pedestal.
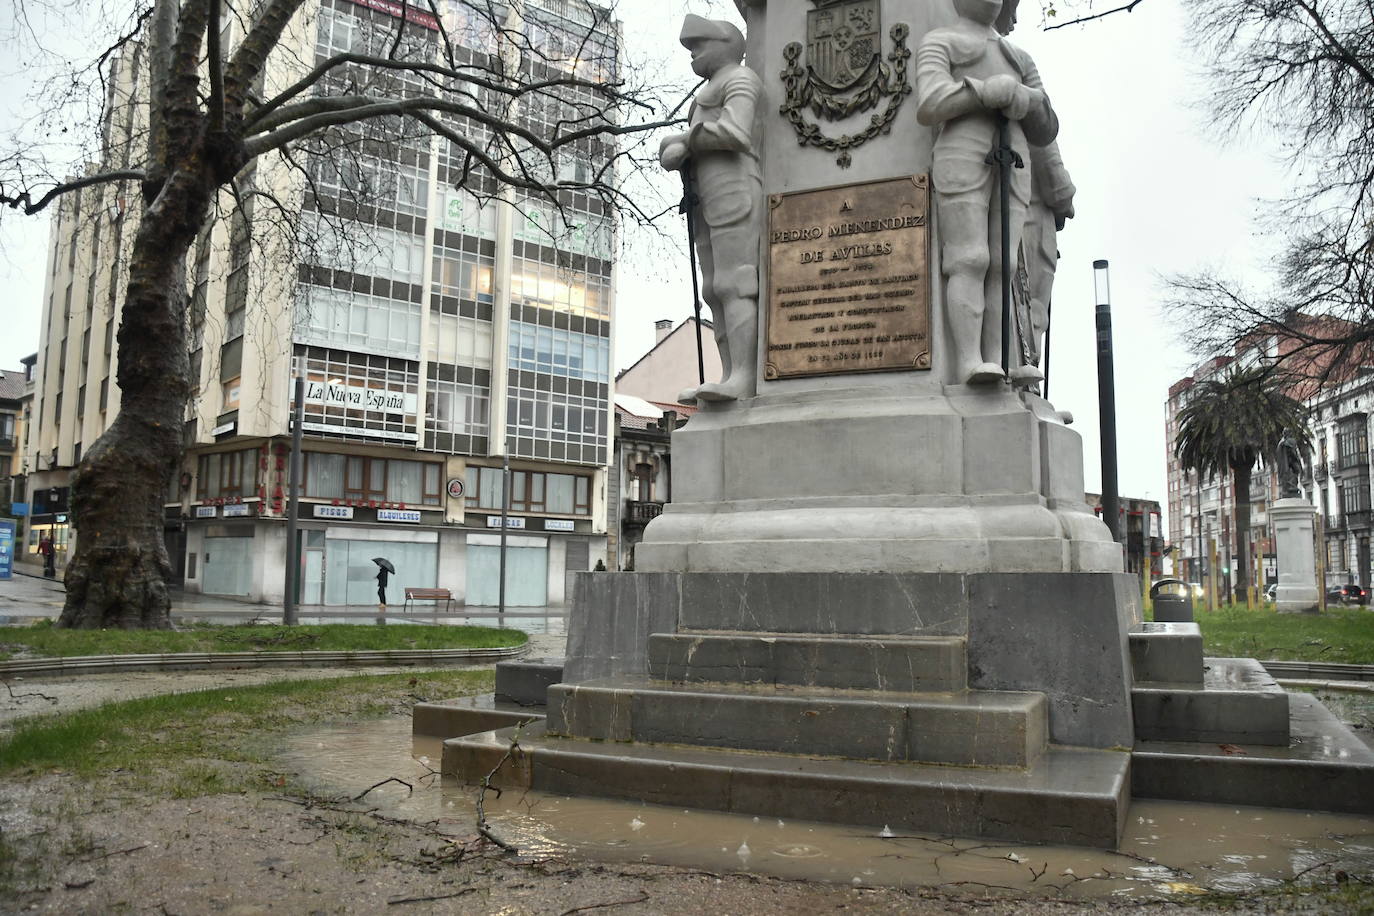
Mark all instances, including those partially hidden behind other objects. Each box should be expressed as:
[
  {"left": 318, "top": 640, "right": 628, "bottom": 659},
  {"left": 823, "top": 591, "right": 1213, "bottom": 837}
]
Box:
[
  {"left": 915, "top": 0, "right": 1060, "bottom": 385},
  {"left": 660, "top": 15, "right": 764, "bottom": 403},
  {"left": 1278, "top": 428, "right": 1305, "bottom": 499}
]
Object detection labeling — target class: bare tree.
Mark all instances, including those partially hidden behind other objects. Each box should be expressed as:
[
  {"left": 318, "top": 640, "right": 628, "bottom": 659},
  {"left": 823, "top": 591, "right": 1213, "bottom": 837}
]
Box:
[
  {"left": 0, "top": 0, "right": 677, "bottom": 628},
  {"left": 1164, "top": 0, "right": 1374, "bottom": 383}
]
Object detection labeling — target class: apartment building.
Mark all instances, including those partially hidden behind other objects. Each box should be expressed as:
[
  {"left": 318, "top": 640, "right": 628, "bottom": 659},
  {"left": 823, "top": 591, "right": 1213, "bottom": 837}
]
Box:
[
  {"left": 1163, "top": 318, "right": 1361, "bottom": 593},
  {"left": 27, "top": 0, "right": 618, "bottom": 606}
]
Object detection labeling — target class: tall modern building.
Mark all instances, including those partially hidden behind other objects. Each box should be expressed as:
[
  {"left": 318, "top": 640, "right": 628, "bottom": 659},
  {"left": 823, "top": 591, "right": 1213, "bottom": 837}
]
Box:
[{"left": 24, "top": 0, "right": 619, "bottom": 606}]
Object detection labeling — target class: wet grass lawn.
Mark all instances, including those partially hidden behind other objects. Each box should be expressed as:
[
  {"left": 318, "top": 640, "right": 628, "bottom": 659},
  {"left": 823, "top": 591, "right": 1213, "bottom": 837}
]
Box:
[
  {"left": 1192, "top": 603, "right": 1374, "bottom": 664},
  {"left": 0, "top": 620, "right": 526, "bottom": 660},
  {"left": 0, "top": 668, "right": 493, "bottom": 783}
]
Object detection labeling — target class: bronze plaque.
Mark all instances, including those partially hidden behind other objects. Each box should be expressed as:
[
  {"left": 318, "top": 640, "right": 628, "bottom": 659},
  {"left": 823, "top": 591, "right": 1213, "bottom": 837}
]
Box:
[{"left": 765, "top": 174, "right": 930, "bottom": 379}]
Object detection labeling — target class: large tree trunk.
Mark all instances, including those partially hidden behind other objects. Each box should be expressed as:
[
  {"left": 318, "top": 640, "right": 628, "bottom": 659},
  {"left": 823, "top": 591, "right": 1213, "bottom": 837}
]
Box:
[
  {"left": 58, "top": 164, "right": 214, "bottom": 629},
  {"left": 1232, "top": 465, "right": 1252, "bottom": 605}
]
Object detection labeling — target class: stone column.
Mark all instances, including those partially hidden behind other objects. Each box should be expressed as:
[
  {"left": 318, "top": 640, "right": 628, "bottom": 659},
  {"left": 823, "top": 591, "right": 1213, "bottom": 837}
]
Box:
[{"left": 1271, "top": 497, "right": 1320, "bottom": 614}]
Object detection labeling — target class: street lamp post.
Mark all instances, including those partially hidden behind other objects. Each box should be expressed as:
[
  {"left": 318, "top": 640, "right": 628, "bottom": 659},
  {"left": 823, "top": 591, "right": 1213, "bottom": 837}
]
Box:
[
  {"left": 283, "top": 375, "right": 304, "bottom": 626},
  {"left": 1094, "top": 260, "right": 1121, "bottom": 543}
]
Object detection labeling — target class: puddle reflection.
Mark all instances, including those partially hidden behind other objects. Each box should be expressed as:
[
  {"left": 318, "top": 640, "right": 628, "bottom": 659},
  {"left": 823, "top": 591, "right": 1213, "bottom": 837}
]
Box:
[{"left": 275, "top": 717, "right": 1374, "bottom": 899}]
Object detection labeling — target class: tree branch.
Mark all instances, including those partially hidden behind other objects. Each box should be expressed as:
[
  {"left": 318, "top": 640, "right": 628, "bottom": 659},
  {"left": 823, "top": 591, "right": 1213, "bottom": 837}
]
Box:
[
  {"left": 1044, "top": 0, "right": 1148, "bottom": 30},
  {"left": 0, "top": 170, "right": 146, "bottom": 215},
  {"left": 224, "top": 0, "right": 308, "bottom": 117},
  {"left": 207, "top": 0, "right": 225, "bottom": 132}
]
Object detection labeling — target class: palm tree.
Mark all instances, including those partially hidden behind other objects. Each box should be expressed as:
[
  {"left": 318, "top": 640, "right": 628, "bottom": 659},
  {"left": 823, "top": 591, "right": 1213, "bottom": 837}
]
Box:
[{"left": 1174, "top": 364, "right": 1310, "bottom": 604}]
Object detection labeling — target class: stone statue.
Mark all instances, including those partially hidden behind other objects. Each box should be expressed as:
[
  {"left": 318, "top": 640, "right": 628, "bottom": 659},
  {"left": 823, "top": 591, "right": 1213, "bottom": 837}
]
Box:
[
  {"left": 995, "top": 1, "right": 1074, "bottom": 376},
  {"left": 660, "top": 15, "right": 764, "bottom": 403},
  {"left": 915, "top": 0, "right": 1060, "bottom": 385},
  {"left": 1022, "top": 140, "right": 1075, "bottom": 372},
  {"left": 1278, "top": 428, "right": 1305, "bottom": 499}
]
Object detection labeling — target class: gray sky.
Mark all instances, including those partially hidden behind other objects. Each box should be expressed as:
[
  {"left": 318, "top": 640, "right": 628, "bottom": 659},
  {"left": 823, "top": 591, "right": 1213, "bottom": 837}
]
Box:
[{"left": 0, "top": 0, "right": 1291, "bottom": 524}]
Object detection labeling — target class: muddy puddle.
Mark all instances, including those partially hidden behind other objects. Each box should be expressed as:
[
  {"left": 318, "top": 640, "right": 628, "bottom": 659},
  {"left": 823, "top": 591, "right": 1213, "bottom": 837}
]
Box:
[{"left": 274, "top": 717, "right": 1374, "bottom": 899}]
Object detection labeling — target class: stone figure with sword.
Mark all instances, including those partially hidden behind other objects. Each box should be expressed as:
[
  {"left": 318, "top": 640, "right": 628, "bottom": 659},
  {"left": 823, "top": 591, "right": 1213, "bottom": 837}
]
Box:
[
  {"left": 915, "top": 0, "right": 1060, "bottom": 386},
  {"left": 660, "top": 14, "right": 765, "bottom": 404}
]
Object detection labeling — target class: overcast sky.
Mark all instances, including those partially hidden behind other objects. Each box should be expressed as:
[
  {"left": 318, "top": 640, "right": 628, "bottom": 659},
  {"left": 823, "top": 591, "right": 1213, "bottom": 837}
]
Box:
[{"left": 0, "top": 0, "right": 1291, "bottom": 527}]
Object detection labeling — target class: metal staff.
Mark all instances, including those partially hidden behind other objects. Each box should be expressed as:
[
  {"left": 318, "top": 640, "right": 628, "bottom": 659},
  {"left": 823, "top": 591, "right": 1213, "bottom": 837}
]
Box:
[
  {"left": 680, "top": 162, "right": 706, "bottom": 386},
  {"left": 986, "top": 113, "right": 1024, "bottom": 378}
]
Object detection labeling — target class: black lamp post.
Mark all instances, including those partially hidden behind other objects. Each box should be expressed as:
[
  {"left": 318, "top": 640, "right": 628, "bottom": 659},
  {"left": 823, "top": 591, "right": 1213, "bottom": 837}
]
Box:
[{"left": 1094, "top": 259, "right": 1121, "bottom": 543}]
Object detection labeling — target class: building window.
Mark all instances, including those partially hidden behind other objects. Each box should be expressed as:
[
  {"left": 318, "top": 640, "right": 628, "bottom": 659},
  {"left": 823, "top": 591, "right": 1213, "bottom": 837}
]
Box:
[
  {"left": 464, "top": 465, "right": 591, "bottom": 515},
  {"left": 196, "top": 448, "right": 259, "bottom": 499},
  {"left": 326, "top": 454, "right": 441, "bottom": 506},
  {"left": 1337, "top": 419, "right": 1368, "bottom": 470}
]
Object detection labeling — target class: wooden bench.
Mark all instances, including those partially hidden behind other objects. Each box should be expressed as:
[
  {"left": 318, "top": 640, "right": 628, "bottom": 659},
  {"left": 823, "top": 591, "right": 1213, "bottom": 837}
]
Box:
[{"left": 403, "top": 587, "right": 455, "bottom": 614}]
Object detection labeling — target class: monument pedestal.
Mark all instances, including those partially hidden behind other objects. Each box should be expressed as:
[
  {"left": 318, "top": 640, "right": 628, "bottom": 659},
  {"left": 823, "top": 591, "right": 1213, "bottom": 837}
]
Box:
[{"left": 1271, "top": 498, "right": 1320, "bottom": 614}]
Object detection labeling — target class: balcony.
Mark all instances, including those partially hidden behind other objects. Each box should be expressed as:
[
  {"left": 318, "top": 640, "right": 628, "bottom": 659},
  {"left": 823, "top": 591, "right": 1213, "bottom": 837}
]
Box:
[
  {"left": 623, "top": 500, "right": 664, "bottom": 528},
  {"left": 1348, "top": 509, "right": 1372, "bottom": 529},
  {"left": 0, "top": 436, "right": 14, "bottom": 452},
  {"left": 1326, "top": 514, "right": 1344, "bottom": 531},
  {"left": 1315, "top": 463, "right": 1329, "bottom": 482}
]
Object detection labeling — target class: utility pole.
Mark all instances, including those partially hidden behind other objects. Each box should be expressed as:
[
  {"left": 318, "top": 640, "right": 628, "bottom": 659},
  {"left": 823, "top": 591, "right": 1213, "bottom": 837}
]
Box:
[{"left": 498, "top": 447, "right": 510, "bottom": 621}]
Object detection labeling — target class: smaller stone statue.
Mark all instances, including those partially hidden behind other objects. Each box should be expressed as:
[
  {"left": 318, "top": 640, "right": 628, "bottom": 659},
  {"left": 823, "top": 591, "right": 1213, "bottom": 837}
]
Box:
[
  {"left": 1277, "top": 428, "right": 1305, "bottom": 499},
  {"left": 660, "top": 15, "right": 764, "bottom": 403},
  {"left": 916, "top": 0, "right": 1060, "bottom": 386}
]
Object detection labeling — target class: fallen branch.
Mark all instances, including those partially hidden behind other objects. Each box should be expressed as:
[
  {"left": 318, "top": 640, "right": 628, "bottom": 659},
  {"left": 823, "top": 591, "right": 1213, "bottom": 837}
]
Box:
[
  {"left": 81, "top": 842, "right": 151, "bottom": 862},
  {"left": 475, "top": 733, "right": 522, "bottom": 854},
  {"left": 1288, "top": 860, "right": 1335, "bottom": 882},
  {"left": 3, "top": 680, "right": 59, "bottom": 704},
  {"left": 559, "top": 891, "right": 651, "bottom": 916},
  {"left": 354, "top": 777, "right": 414, "bottom": 801},
  {"left": 387, "top": 887, "right": 477, "bottom": 905}
]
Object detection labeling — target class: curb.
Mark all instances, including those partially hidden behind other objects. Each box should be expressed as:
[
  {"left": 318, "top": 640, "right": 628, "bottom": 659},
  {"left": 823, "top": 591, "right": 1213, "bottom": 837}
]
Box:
[
  {"left": 0, "top": 646, "right": 528, "bottom": 679},
  {"left": 1260, "top": 661, "right": 1374, "bottom": 682}
]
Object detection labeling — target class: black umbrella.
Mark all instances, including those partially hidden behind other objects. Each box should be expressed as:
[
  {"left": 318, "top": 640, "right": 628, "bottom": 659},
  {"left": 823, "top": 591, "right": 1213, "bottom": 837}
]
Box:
[{"left": 372, "top": 557, "right": 396, "bottom": 574}]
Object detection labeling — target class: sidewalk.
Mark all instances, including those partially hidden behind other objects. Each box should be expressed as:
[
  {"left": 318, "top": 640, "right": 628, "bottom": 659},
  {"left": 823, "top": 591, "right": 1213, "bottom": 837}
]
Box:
[{"left": 1, "top": 560, "right": 567, "bottom": 639}]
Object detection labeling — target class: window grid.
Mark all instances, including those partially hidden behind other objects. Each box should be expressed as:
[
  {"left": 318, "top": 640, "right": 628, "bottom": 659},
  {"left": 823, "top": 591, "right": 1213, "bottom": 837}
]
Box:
[{"left": 293, "top": 348, "right": 420, "bottom": 442}]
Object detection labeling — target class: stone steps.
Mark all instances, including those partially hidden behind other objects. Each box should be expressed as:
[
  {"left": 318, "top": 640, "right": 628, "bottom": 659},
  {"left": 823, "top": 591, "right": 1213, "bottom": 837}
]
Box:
[
  {"left": 1134, "top": 692, "right": 1374, "bottom": 814},
  {"left": 1132, "top": 657, "right": 1290, "bottom": 745},
  {"left": 1128, "top": 622, "right": 1203, "bottom": 686},
  {"left": 442, "top": 721, "right": 1130, "bottom": 849},
  {"left": 648, "top": 632, "right": 967, "bottom": 692},
  {"left": 412, "top": 694, "right": 545, "bottom": 739},
  {"left": 546, "top": 675, "right": 1047, "bottom": 767},
  {"left": 495, "top": 657, "right": 566, "bottom": 706}
]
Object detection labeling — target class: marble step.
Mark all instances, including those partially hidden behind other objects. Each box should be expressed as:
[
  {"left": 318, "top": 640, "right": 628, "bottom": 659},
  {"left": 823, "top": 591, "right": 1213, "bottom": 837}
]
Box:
[
  {"left": 412, "top": 694, "right": 545, "bottom": 739},
  {"left": 443, "top": 721, "right": 1130, "bottom": 849},
  {"left": 1131, "top": 657, "right": 1290, "bottom": 745},
  {"left": 495, "top": 657, "right": 565, "bottom": 706},
  {"left": 546, "top": 676, "right": 1047, "bottom": 768},
  {"left": 648, "top": 632, "right": 966, "bottom": 692},
  {"left": 1134, "top": 691, "right": 1374, "bottom": 814},
  {"left": 1128, "top": 622, "right": 1203, "bottom": 686}
]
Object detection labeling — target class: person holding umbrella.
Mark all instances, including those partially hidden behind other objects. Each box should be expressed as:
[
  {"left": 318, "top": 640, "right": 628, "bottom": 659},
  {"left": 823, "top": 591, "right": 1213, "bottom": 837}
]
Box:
[{"left": 373, "top": 557, "right": 395, "bottom": 611}]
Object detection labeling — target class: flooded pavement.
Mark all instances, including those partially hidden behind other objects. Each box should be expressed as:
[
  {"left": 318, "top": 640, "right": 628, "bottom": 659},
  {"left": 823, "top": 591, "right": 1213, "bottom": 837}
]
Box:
[{"left": 276, "top": 717, "right": 1374, "bottom": 900}]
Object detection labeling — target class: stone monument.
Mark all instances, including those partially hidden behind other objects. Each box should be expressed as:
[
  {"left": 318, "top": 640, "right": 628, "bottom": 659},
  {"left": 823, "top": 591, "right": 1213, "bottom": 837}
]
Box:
[
  {"left": 1272, "top": 429, "right": 1320, "bottom": 613},
  {"left": 438, "top": 0, "right": 1374, "bottom": 855}
]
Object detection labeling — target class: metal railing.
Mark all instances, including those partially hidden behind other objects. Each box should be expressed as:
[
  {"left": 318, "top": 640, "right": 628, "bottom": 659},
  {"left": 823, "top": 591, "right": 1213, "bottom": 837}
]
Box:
[{"left": 624, "top": 500, "right": 664, "bottom": 525}]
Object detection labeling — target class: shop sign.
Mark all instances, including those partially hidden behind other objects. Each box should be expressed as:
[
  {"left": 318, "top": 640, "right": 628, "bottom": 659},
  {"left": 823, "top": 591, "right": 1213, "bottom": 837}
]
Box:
[
  {"left": 378, "top": 509, "right": 422, "bottom": 523},
  {"left": 300, "top": 420, "right": 419, "bottom": 443},
  {"left": 486, "top": 516, "right": 526, "bottom": 529},
  {"left": 205, "top": 496, "right": 245, "bottom": 507},
  {"left": 446, "top": 478, "right": 465, "bottom": 499},
  {"left": 222, "top": 504, "right": 251, "bottom": 518},
  {"left": 210, "top": 421, "right": 237, "bottom": 437},
  {"left": 10, "top": 502, "right": 28, "bottom": 517},
  {"left": 195, "top": 506, "right": 217, "bottom": 518},
  {"left": 544, "top": 519, "right": 575, "bottom": 532},
  {"left": 314, "top": 505, "right": 354, "bottom": 520},
  {"left": 303, "top": 380, "right": 417, "bottom": 416}
]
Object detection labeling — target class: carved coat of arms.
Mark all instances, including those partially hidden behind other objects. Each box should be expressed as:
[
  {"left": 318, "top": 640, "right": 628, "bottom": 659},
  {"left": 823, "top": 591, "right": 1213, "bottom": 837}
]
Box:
[{"left": 781, "top": 0, "right": 910, "bottom": 168}]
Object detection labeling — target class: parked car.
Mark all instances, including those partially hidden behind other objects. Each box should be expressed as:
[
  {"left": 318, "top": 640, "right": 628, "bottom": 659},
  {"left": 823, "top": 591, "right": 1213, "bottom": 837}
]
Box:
[
  {"left": 1265, "top": 583, "right": 1278, "bottom": 601},
  {"left": 1326, "top": 584, "right": 1369, "bottom": 606}
]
